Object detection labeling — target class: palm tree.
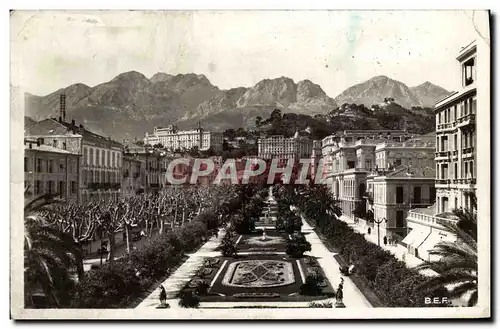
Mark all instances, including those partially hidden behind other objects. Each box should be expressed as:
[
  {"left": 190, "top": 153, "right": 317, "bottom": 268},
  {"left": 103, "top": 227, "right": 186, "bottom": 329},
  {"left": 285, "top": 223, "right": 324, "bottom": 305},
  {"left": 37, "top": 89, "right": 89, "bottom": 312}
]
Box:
[
  {"left": 416, "top": 193, "right": 478, "bottom": 307},
  {"left": 24, "top": 192, "right": 82, "bottom": 308}
]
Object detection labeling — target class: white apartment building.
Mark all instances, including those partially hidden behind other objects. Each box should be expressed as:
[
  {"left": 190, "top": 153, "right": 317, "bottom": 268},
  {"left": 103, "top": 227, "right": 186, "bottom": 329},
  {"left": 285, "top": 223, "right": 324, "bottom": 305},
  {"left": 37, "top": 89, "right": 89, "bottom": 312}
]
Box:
[
  {"left": 258, "top": 132, "right": 313, "bottom": 160},
  {"left": 143, "top": 124, "right": 223, "bottom": 152},
  {"left": 434, "top": 40, "right": 477, "bottom": 213},
  {"left": 322, "top": 130, "right": 437, "bottom": 240},
  {"left": 402, "top": 40, "right": 480, "bottom": 262}
]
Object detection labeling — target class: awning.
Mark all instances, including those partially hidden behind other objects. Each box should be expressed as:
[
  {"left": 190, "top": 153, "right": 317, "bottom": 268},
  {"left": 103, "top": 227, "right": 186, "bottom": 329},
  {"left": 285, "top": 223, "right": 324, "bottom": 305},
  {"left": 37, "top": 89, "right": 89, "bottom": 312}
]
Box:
[
  {"left": 418, "top": 231, "right": 457, "bottom": 262},
  {"left": 402, "top": 228, "right": 422, "bottom": 246}
]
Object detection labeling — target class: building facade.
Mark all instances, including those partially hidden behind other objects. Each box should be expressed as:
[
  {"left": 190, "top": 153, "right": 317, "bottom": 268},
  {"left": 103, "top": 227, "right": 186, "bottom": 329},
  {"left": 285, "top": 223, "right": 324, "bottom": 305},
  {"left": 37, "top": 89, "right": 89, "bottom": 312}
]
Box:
[
  {"left": 322, "top": 130, "right": 437, "bottom": 240},
  {"left": 434, "top": 40, "right": 477, "bottom": 213},
  {"left": 258, "top": 133, "right": 313, "bottom": 160},
  {"left": 144, "top": 124, "right": 223, "bottom": 152},
  {"left": 24, "top": 139, "right": 80, "bottom": 202},
  {"left": 25, "top": 97, "right": 124, "bottom": 202},
  {"left": 121, "top": 154, "right": 146, "bottom": 197}
]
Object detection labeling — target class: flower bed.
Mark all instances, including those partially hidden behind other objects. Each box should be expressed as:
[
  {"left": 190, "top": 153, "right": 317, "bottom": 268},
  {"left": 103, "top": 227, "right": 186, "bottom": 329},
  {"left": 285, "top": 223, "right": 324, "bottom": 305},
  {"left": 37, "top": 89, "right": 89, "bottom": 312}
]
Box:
[{"left": 189, "top": 253, "right": 335, "bottom": 302}]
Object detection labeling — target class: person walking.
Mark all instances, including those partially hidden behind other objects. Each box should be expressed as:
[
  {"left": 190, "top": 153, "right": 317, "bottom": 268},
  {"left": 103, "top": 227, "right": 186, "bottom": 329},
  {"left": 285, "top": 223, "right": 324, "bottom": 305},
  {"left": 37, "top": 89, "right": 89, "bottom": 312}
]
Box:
[
  {"left": 383, "top": 236, "right": 388, "bottom": 246},
  {"left": 159, "top": 285, "right": 167, "bottom": 306}
]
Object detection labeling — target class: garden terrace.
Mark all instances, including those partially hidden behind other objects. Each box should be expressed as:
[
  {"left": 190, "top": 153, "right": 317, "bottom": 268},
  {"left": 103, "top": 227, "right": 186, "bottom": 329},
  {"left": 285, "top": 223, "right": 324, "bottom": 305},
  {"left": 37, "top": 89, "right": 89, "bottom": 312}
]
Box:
[{"left": 182, "top": 254, "right": 334, "bottom": 303}]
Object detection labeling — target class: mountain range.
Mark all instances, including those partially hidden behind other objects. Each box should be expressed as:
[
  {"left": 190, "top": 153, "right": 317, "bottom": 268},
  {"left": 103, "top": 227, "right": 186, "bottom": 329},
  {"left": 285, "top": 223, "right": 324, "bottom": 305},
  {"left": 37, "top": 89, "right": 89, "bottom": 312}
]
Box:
[{"left": 24, "top": 72, "right": 450, "bottom": 140}]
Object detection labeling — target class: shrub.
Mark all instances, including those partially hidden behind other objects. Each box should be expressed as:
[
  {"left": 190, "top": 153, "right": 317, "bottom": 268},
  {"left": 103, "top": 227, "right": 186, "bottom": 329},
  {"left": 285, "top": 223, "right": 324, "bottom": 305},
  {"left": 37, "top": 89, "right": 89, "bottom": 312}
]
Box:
[
  {"left": 179, "top": 290, "right": 200, "bottom": 308},
  {"left": 309, "top": 301, "right": 333, "bottom": 308},
  {"left": 75, "top": 260, "right": 143, "bottom": 308},
  {"left": 195, "top": 280, "right": 210, "bottom": 296},
  {"left": 219, "top": 231, "right": 238, "bottom": 257},
  {"left": 286, "top": 233, "right": 311, "bottom": 258},
  {"left": 300, "top": 273, "right": 324, "bottom": 296}
]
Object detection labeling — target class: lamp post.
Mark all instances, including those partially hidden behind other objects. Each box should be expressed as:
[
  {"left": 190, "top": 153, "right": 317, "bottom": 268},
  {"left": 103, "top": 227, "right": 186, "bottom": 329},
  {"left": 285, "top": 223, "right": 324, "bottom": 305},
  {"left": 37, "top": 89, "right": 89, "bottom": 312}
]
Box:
[{"left": 374, "top": 217, "right": 388, "bottom": 246}]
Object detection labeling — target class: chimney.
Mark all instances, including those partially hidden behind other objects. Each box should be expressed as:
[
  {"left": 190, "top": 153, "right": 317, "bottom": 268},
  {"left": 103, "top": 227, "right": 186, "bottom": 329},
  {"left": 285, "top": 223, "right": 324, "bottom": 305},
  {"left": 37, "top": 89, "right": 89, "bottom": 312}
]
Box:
[{"left": 60, "top": 94, "right": 66, "bottom": 122}]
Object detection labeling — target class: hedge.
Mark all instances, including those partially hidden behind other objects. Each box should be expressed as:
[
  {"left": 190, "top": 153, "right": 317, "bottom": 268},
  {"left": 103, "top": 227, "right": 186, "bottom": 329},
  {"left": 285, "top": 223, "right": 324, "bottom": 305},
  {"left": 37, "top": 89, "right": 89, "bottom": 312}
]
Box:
[
  {"left": 72, "top": 191, "right": 248, "bottom": 308},
  {"left": 301, "top": 212, "right": 449, "bottom": 307}
]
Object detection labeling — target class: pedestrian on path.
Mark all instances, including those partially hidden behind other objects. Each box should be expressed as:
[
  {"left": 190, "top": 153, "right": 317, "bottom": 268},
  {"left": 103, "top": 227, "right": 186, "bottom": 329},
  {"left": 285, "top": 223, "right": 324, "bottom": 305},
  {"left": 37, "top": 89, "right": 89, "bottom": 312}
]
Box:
[
  {"left": 159, "top": 285, "right": 167, "bottom": 306},
  {"left": 383, "top": 236, "right": 387, "bottom": 246}
]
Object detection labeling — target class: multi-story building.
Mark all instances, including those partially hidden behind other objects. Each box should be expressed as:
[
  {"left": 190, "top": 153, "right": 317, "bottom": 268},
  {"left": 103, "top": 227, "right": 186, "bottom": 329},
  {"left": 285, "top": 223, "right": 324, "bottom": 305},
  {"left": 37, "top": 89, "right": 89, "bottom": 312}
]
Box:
[
  {"left": 258, "top": 132, "right": 313, "bottom": 160},
  {"left": 323, "top": 130, "right": 436, "bottom": 239},
  {"left": 401, "top": 40, "right": 479, "bottom": 262},
  {"left": 434, "top": 40, "right": 477, "bottom": 213},
  {"left": 25, "top": 94, "right": 124, "bottom": 202},
  {"left": 365, "top": 135, "right": 437, "bottom": 240},
  {"left": 144, "top": 124, "right": 223, "bottom": 152},
  {"left": 24, "top": 138, "right": 80, "bottom": 202},
  {"left": 122, "top": 154, "right": 146, "bottom": 197}
]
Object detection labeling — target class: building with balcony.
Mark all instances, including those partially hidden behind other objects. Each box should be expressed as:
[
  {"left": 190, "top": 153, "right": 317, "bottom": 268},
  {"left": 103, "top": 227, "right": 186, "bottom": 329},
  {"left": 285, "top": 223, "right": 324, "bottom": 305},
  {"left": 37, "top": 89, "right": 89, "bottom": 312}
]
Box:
[
  {"left": 399, "top": 40, "right": 480, "bottom": 263},
  {"left": 25, "top": 96, "right": 124, "bottom": 202},
  {"left": 403, "top": 205, "right": 458, "bottom": 261},
  {"left": 258, "top": 132, "right": 314, "bottom": 160},
  {"left": 434, "top": 40, "right": 477, "bottom": 213},
  {"left": 24, "top": 138, "right": 80, "bottom": 202},
  {"left": 143, "top": 124, "right": 223, "bottom": 152},
  {"left": 322, "top": 130, "right": 436, "bottom": 240}
]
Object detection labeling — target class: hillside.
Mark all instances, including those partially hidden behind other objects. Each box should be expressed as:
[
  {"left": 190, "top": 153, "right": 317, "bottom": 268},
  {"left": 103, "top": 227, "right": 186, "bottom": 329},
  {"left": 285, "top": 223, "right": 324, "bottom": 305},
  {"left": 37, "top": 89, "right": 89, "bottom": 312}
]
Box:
[
  {"left": 24, "top": 72, "right": 446, "bottom": 140},
  {"left": 410, "top": 81, "right": 452, "bottom": 108}
]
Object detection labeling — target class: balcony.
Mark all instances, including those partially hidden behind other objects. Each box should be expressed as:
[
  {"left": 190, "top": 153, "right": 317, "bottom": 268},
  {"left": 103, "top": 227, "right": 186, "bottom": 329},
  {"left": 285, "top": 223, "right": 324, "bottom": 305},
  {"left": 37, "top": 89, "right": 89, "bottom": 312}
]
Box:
[
  {"left": 407, "top": 211, "right": 456, "bottom": 228},
  {"left": 435, "top": 151, "right": 450, "bottom": 161},
  {"left": 462, "top": 147, "right": 475, "bottom": 158},
  {"left": 437, "top": 123, "right": 453, "bottom": 131},
  {"left": 457, "top": 113, "right": 475, "bottom": 128}
]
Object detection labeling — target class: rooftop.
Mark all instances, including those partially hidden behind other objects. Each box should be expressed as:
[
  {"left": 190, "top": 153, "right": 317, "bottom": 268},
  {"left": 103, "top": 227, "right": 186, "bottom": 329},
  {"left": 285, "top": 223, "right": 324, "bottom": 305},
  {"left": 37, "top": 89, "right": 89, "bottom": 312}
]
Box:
[{"left": 24, "top": 142, "right": 79, "bottom": 155}]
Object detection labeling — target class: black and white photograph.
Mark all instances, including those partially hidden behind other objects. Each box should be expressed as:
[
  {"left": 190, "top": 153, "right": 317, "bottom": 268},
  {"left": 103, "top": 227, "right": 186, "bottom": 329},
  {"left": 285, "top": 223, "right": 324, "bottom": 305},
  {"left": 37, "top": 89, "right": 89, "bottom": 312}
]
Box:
[{"left": 9, "top": 9, "right": 491, "bottom": 319}]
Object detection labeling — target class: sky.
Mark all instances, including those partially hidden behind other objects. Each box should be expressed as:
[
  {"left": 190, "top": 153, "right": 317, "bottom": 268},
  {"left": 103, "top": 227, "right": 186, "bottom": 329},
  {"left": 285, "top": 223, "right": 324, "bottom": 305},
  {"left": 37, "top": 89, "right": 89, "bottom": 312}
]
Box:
[{"left": 11, "top": 10, "right": 490, "bottom": 97}]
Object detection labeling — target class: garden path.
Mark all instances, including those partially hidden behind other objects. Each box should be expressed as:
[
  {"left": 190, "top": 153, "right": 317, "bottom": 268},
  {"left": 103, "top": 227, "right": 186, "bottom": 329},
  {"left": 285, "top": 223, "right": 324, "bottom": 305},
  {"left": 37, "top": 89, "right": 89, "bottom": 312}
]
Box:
[
  {"left": 301, "top": 217, "right": 373, "bottom": 308},
  {"left": 135, "top": 228, "right": 225, "bottom": 309}
]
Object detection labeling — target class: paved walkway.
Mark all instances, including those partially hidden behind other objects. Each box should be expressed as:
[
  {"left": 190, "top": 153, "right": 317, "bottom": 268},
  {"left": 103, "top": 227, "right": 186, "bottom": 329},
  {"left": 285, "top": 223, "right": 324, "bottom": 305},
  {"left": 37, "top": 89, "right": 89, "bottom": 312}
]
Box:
[
  {"left": 135, "top": 228, "right": 225, "bottom": 309},
  {"left": 301, "top": 218, "right": 373, "bottom": 308}
]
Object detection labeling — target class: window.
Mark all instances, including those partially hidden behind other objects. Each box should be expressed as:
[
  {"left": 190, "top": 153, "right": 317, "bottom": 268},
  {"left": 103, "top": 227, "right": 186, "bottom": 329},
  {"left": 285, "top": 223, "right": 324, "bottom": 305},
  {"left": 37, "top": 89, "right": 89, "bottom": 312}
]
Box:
[
  {"left": 59, "top": 181, "right": 65, "bottom": 196},
  {"left": 35, "top": 180, "right": 41, "bottom": 194},
  {"left": 413, "top": 186, "right": 421, "bottom": 204},
  {"left": 52, "top": 140, "right": 57, "bottom": 148},
  {"left": 347, "top": 161, "right": 355, "bottom": 169},
  {"left": 396, "top": 211, "right": 405, "bottom": 228},
  {"left": 24, "top": 157, "right": 28, "bottom": 172},
  {"left": 112, "top": 152, "right": 115, "bottom": 167},
  {"left": 101, "top": 150, "right": 105, "bottom": 166},
  {"left": 83, "top": 148, "right": 88, "bottom": 165},
  {"left": 430, "top": 186, "right": 436, "bottom": 203},
  {"left": 454, "top": 163, "right": 458, "bottom": 179},
  {"left": 396, "top": 186, "right": 404, "bottom": 204},
  {"left": 71, "top": 181, "right": 77, "bottom": 194},
  {"left": 48, "top": 159, "right": 54, "bottom": 173},
  {"left": 90, "top": 148, "right": 94, "bottom": 165},
  {"left": 62, "top": 142, "right": 67, "bottom": 150},
  {"left": 59, "top": 159, "right": 65, "bottom": 172},
  {"left": 101, "top": 171, "right": 105, "bottom": 182},
  {"left": 96, "top": 149, "right": 100, "bottom": 165},
  {"left": 454, "top": 134, "right": 458, "bottom": 150},
  {"left": 464, "top": 162, "right": 469, "bottom": 178},
  {"left": 395, "top": 158, "right": 402, "bottom": 167},
  {"left": 463, "top": 57, "right": 475, "bottom": 87},
  {"left": 36, "top": 159, "right": 42, "bottom": 173},
  {"left": 107, "top": 150, "right": 110, "bottom": 167},
  {"left": 47, "top": 180, "right": 54, "bottom": 194},
  {"left": 470, "top": 161, "right": 474, "bottom": 178},
  {"left": 442, "top": 197, "right": 449, "bottom": 213}
]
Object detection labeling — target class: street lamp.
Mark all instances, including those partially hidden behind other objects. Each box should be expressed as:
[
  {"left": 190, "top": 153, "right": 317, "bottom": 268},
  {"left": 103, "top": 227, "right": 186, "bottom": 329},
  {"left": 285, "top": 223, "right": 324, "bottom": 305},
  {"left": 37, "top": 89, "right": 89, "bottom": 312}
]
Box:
[{"left": 374, "top": 217, "right": 388, "bottom": 246}]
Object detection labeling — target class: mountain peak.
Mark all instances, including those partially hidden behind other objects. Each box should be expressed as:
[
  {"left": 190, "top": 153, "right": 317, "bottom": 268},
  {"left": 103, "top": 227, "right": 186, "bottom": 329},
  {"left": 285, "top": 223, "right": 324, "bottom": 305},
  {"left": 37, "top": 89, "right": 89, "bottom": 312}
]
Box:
[{"left": 112, "top": 71, "right": 149, "bottom": 83}]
